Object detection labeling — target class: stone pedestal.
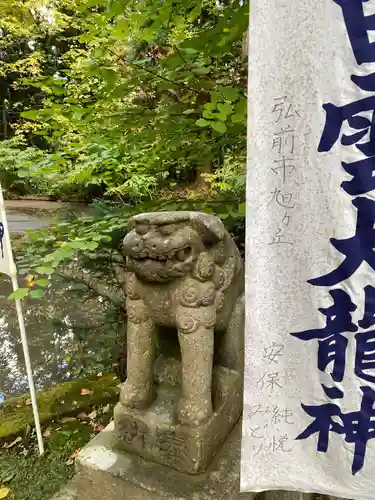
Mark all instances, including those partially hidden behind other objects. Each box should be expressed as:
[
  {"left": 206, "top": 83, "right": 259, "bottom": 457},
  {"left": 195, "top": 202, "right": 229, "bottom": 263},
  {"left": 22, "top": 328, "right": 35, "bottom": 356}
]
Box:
[
  {"left": 74, "top": 422, "right": 319, "bottom": 500},
  {"left": 51, "top": 480, "right": 77, "bottom": 500},
  {"left": 75, "top": 421, "right": 252, "bottom": 500},
  {"left": 114, "top": 362, "right": 243, "bottom": 474}
]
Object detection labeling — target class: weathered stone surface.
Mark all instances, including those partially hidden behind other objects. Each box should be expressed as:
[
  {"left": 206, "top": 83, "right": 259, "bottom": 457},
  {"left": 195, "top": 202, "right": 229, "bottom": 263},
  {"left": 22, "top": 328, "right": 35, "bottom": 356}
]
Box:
[
  {"left": 51, "top": 479, "right": 77, "bottom": 500},
  {"left": 76, "top": 421, "right": 246, "bottom": 500},
  {"left": 114, "top": 362, "right": 243, "bottom": 474},
  {"left": 116, "top": 210, "right": 245, "bottom": 473},
  {"left": 257, "top": 492, "right": 314, "bottom": 500},
  {"left": 75, "top": 423, "right": 327, "bottom": 500},
  {"left": 215, "top": 293, "right": 245, "bottom": 372}
]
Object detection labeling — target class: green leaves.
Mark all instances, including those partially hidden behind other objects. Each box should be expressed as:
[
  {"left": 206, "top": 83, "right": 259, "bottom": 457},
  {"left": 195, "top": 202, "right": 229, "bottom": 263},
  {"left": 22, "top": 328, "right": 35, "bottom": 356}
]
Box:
[
  {"left": 217, "top": 102, "right": 233, "bottom": 117},
  {"left": 34, "top": 267, "right": 54, "bottom": 275},
  {"left": 196, "top": 94, "right": 243, "bottom": 134},
  {"left": 20, "top": 110, "right": 39, "bottom": 121},
  {"left": 6, "top": 270, "right": 50, "bottom": 301},
  {"left": 198, "top": 94, "right": 246, "bottom": 132},
  {"left": 35, "top": 279, "right": 49, "bottom": 288},
  {"left": 8, "top": 288, "right": 29, "bottom": 301},
  {"left": 231, "top": 113, "right": 245, "bottom": 123},
  {"left": 100, "top": 68, "right": 119, "bottom": 88},
  {"left": 231, "top": 99, "right": 247, "bottom": 124},
  {"left": 196, "top": 114, "right": 228, "bottom": 133},
  {"left": 211, "top": 121, "right": 226, "bottom": 133},
  {"left": 29, "top": 289, "right": 45, "bottom": 299},
  {"left": 4, "top": 0, "right": 248, "bottom": 281},
  {"left": 196, "top": 118, "right": 209, "bottom": 127},
  {"left": 220, "top": 87, "right": 240, "bottom": 101},
  {"left": 191, "top": 67, "right": 210, "bottom": 75},
  {"left": 16, "top": 169, "right": 30, "bottom": 178},
  {"left": 41, "top": 239, "right": 100, "bottom": 268}
]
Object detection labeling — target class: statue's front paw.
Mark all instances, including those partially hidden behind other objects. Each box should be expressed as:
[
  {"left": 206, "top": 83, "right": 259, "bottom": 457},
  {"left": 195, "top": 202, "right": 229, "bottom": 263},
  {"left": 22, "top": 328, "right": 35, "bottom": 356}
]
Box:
[
  {"left": 120, "top": 380, "right": 155, "bottom": 409},
  {"left": 176, "top": 397, "right": 212, "bottom": 426}
]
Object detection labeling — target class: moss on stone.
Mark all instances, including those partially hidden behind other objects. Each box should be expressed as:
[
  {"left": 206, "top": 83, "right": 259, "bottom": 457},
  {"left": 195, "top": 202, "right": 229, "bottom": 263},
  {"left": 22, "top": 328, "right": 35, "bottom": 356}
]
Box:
[{"left": 0, "top": 373, "right": 120, "bottom": 441}]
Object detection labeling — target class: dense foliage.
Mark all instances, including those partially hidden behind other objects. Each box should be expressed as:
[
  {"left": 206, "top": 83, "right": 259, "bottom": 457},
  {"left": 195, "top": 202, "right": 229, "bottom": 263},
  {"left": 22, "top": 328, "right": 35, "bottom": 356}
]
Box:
[{"left": 1, "top": 0, "right": 248, "bottom": 303}]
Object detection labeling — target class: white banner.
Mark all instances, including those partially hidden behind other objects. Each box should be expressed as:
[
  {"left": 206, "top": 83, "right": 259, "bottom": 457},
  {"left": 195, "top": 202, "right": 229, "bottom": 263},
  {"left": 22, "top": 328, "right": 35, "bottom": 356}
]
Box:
[
  {"left": 0, "top": 183, "right": 44, "bottom": 455},
  {"left": 242, "top": 1, "right": 375, "bottom": 499},
  {"left": 0, "top": 188, "right": 16, "bottom": 278}
]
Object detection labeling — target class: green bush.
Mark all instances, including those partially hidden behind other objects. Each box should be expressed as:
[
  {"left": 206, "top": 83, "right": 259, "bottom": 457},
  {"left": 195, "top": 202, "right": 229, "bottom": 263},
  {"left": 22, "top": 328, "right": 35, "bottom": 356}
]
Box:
[{"left": 0, "top": 138, "right": 52, "bottom": 197}]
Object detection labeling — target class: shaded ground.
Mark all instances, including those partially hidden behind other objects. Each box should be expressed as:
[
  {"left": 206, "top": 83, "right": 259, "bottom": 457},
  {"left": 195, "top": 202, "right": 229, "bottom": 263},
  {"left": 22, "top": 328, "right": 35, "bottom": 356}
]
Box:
[
  {"left": 0, "top": 427, "right": 86, "bottom": 500},
  {"left": 7, "top": 214, "right": 50, "bottom": 233},
  {"left": 5, "top": 200, "right": 89, "bottom": 233},
  {"left": 5, "top": 200, "right": 89, "bottom": 213},
  {"left": 0, "top": 401, "right": 114, "bottom": 500}
]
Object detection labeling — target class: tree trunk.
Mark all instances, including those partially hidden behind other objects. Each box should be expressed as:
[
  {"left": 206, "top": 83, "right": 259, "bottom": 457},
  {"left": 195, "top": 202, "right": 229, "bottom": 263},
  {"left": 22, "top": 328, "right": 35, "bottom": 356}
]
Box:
[
  {"left": 195, "top": 159, "right": 213, "bottom": 191},
  {"left": 242, "top": 29, "right": 249, "bottom": 58},
  {"left": 1, "top": 98, "right": 7, "bottom": 139}
]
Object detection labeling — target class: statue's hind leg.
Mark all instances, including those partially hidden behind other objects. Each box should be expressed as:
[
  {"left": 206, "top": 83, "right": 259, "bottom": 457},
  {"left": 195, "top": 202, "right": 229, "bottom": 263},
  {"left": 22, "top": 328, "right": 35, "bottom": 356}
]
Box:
[{"left": 217, "top": 294, "right": 245, "bottom": 372}]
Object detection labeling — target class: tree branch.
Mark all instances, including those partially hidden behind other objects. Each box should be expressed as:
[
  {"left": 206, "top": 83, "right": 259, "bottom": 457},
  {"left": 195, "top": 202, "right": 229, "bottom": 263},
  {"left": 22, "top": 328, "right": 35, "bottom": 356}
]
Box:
[
  {"left": 174, "top": 45, "right": 225, "bottom": 100},
  {"left": 108, "top": 48, "right": 201, "bottom": 95},
  {"left": 58, "top": 263, "right": 125, "bottom": 308}
]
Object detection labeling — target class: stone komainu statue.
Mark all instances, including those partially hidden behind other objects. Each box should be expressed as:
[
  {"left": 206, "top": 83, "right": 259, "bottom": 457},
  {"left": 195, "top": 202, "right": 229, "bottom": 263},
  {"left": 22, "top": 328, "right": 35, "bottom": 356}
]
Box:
[{"left": 121, "top": 211, "right": 244, "bottom": 427}]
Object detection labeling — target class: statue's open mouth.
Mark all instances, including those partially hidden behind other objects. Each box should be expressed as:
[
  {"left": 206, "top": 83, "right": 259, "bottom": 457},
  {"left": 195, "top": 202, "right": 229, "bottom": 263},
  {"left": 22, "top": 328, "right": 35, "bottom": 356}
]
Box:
[{"left": 129, "top": 246, "right": 192, "bottom": 263}]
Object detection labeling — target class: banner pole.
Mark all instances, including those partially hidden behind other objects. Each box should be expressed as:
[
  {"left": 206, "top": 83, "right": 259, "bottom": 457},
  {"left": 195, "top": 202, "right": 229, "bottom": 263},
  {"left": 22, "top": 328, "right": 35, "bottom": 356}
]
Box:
[{"left": 0, "top": 185, "right": 44, "bottom": 455}]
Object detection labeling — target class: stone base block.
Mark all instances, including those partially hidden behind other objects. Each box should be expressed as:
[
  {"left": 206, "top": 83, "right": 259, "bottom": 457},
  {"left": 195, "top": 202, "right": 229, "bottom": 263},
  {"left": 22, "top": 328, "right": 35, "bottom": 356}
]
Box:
[
  {"left": 75, "top": 421, "right": 255, "bottom": 500},
  {"left": 113, "top": 364, "right": 243, "bottom": 474},
  {"left": 51, "top": 479, "right": 77, "bottom": 500}
]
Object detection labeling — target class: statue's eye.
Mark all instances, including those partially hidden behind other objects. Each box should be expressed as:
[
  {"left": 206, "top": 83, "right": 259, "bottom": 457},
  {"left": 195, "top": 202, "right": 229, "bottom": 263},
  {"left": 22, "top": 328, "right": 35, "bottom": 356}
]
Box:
[
  {"left": 176, "top": 246, "right": 192, "bottom": 261},
  {"left": 135, "top": 224, "right": 149, "bottom": 235}
]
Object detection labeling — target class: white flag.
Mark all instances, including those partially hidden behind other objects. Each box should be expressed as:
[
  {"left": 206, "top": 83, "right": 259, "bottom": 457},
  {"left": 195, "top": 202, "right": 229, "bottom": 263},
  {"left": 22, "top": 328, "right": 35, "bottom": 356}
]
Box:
[
  {"left": 0, "top": 182, "right": 44, "bottom": 455},
  {"left": 0, "top": 190, "right": 16, "bottom": 278},
  {"left": 242, "top": 1, "right": 375, "bottom": 499}
]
